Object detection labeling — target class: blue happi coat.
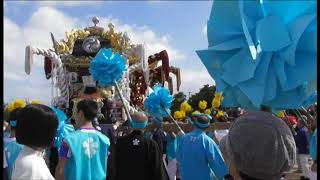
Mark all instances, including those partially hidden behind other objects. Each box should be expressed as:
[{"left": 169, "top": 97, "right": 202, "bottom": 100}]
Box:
[
  {"left": 176, "top": 129, "right": 227, "bottom": 180},
  {"left": 64, "top": 130, "right": 110, "bottom": 180}
]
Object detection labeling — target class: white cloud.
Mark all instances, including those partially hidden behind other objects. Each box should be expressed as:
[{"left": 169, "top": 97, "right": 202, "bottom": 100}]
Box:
[
  {"left": 97, "top": 16, "right": 185, "bottom": 62},
  {"left": 202, "top": 24, "right": 207, "bottom": 36},
  {"left": 4, "top": 7, "right": 82, "bottom": 105},
  {"left": 179, "top": 68, "right": 215, "bottom": 95},
  {"left": 4, "top": 6, "right": 186, "bottom": 104}
]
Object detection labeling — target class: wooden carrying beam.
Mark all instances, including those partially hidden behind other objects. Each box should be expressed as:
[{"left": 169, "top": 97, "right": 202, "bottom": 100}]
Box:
[{"left": 109, "top": 122, "right": 231, "bottom": 134}]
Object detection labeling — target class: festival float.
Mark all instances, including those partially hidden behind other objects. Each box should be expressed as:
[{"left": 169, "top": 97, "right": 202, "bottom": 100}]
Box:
[{"left": 24, "top": 17, "right": 192, "bottom": 132}]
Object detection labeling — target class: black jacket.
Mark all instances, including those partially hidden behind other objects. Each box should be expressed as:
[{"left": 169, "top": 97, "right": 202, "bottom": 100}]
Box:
[{"left": 107, "top": 130, "right": 169, "bottom": 180}]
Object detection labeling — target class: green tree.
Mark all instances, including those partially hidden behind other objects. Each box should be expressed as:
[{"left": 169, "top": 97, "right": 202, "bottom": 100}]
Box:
[
  {"left": 170, "top": 92, "right": 187, "bottom": 114},
  {"left": 188, "top": 84, "right": 216, "bottom": 112}
]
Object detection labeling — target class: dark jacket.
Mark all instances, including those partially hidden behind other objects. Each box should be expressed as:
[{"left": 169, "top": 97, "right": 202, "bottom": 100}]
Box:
[
  {"left": 107, "top": 130, "right": 169, "bottom": 180},
  {"left": 294, "top": 126, "right": 310, "bottom": 154},
  {"left": 152, "top": 127, "right": 167, "bottom": 155}
]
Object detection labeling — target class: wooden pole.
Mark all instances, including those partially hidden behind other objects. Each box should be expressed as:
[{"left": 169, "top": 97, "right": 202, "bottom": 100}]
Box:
[
  {"left": 162, "top": 106, "right": 185, "bottom": 135},
  {"left": 114, "top": 80, "right": 132, "bottom": 121}
]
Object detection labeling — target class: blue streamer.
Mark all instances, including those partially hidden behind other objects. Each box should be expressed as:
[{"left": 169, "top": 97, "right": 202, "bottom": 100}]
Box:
[{"left": 51, "top": 107, "right": 75, "bottom": 150}]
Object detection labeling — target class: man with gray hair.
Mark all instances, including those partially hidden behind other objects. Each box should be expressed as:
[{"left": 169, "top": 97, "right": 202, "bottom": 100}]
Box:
[{"left": 220, "top": 110, "right": 296, "bottom": 180}]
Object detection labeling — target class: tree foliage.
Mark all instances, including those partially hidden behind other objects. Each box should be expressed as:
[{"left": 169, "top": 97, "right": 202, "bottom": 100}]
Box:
[
  {"left": 170, "top": 92, "right": 187, "bottom": 114},
  {"left": 188, "top": 84, "right": 216, "bottom": 112}
]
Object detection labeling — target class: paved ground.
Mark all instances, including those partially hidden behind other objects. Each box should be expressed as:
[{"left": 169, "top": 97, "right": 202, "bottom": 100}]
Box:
[
  {"left": 284, "top": 159, "right": 314, "bottom": 180},
  {"left": 284, "top": 164, "right": 301, "bottom": 180}
]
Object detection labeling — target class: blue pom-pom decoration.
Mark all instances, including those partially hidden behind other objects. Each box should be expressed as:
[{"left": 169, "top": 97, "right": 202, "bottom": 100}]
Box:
[
  {"left": 144, "top": 84, "right": 173, "bottom": 118},
  {"left": 89, "top": 48, "right": 127, "bottom": 87},
  {"left": 51, "top": 107, "right": 75, "bottom": 150}
]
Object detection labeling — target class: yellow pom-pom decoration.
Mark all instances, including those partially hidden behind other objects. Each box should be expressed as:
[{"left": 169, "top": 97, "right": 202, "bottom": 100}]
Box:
[
  {"left": 278, "top": 111, "right": 285, "bottom": 119},
  {"left": 192, "top": 110, "right": 201, "bottom": 116},
  {"left": 174, "top": 111, "right": 186, "bottom": 120},
  {"left": 205, "top": 109, "right": 212, "bottom": 115},
  {"left": 174, "top": 111, "right": 182, "bottom": 119},
  {"left": 216, "top": 111, "right": 225, "bottom": 118},
  {"left": 31, "top": 100, "right": 41, "bottom": 104},
  {"left": 212, "top": 92, "right": 224, "bottom": 108},
  {"left": 180, "top": 101, "right": 192, "bottom": 112},
  {"left": 13, "top": 99, "right": 26, "bottom": 109},
  {"left": 212, "top": 99, "right": 221, "bottom": 108},
  {"left": 214, "top": 92, "right": 223, "bottom": 99},
  {"left": 180, "top": 111, "right": 186, "bottom": 120},
  {"left": 7, "top": 103, "right": 15, "bottom": 112},
  {"left": 198, "top": 100, "right": 207, "bottom": 110}
]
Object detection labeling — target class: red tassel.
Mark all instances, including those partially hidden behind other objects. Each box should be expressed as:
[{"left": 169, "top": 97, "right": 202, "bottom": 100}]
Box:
[
  {"left": 158, "top": 50, "right": 170, "bottom": 81},
  {"left": 44, "top": 57, "right": 52, "bottom": 79}
]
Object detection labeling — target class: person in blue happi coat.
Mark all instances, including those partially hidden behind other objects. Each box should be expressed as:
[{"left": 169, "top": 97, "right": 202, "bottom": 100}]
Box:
[
  {"left": 3, "top": 108, "right": 23, "bottom": 180},
  {"left": 55, "top": 99, "right": 110, "bottom": 180},
  {"left": 176, "top": 113, "right": 228, "bottom": 180}
]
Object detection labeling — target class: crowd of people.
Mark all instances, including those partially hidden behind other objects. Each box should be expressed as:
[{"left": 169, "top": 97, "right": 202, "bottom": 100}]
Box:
[{"left": 3, "top": 99, "right": 317, "bottom": 180}]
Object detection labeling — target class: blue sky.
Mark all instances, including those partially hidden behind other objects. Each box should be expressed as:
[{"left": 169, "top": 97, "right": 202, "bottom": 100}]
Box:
[{"left": 4, "top": 1, "right": 214, "bottom": 105}]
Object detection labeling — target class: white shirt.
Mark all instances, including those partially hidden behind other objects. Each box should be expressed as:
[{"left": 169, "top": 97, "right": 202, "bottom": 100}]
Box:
[
  {"left": 12, "top": 146, "right": 54, "bottom": 180},
  {"left": 3, "top": 150, "right": 8, "bottom": 168},
  {"left": 214, "top": 129, "right": 229, "bottom": 142}
]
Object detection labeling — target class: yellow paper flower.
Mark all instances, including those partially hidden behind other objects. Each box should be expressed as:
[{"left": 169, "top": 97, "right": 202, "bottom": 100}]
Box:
[
  {"left": 205, "top": 109, "right": 212, "bottom": 115},
  {"left": 31, "top": 100, "right": 41, "bottom": 104},
  {"left": 212, "top": 92, "right": 224, "bottom": 108},
  {"left": 180, "top": 101, "right": 192, "bottom": 112},
  {"left": 192, "top": 110, "right": 201, "bottom": 116},
  {"left": 7, "top": 103, "right": 15, "bottom": 112},
  {"left": 216, "top": 111, "right": 225, "bottom": 118},
  {"left": 174, "top": 111, "right": 182, "bottom": 119},
  {"left": 214, "top": 92, "right": 223, "bottom": 99},
  {"left": 174, "top": 111, "right": 186, "bottom": 120},
  {"left": 180, "top": 111, "right": 186, "bottom": 119},
  {"left": 212, "top": 99, "right": 221, "bottom": 108},
  {"left": 13, "top": 99, "right": 26, "bottom": 109},
  {"left": 198, "top": 100, "right": 207, "bottom": 110},
  {"left": 278, "top": 111, "right": 285, "bottom": 119}
]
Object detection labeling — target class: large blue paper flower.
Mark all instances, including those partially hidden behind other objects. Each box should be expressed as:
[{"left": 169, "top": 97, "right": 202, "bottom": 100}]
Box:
[
  {"left": 197, "top": 0, "right": 316, "bottom": 110},
  {"left": 144, "top": 84, "right": 173, "bottom": 118},
  {"left": 89, "top": 48, "right": 127, "bottom": 87},
  {"left": 51, "top": 107, "right": 75, "bottom": 150}
]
